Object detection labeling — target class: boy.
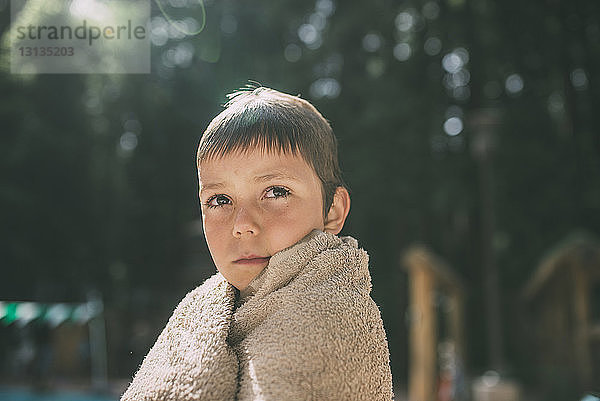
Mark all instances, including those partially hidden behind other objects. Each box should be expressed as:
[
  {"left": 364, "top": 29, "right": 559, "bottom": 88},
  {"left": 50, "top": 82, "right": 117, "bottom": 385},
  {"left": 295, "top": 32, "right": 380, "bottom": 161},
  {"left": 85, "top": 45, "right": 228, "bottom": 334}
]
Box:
[{"left": 121, "top": 86, "right": 393, "bottom": 400}]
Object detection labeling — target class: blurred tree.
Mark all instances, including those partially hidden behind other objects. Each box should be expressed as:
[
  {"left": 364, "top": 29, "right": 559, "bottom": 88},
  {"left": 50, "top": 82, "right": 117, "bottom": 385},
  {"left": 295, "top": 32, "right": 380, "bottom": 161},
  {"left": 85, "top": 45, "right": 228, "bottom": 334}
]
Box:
[{"left": 1, "top": 0, "right": 599, "bottom": 394}]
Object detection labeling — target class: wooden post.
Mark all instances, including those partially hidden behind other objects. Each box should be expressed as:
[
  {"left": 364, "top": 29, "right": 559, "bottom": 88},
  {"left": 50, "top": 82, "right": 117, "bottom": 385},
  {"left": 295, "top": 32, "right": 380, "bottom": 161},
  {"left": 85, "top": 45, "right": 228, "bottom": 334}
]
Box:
[
  {"left": 408, "top": 262, "right": 436, "bottom": 401},
  {"left": 403, "top": 246, "right": 466, "bottom": 401},
  {"left": 571, "top": 264, "right": 592, "bottom": 388}
]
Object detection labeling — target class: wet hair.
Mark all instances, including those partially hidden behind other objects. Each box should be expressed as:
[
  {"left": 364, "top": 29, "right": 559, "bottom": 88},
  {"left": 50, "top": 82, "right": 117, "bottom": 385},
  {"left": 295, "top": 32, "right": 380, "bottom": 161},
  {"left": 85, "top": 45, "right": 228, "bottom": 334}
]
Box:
[{"left": 197, "top": 86, "right": 346, "bottom": 216}]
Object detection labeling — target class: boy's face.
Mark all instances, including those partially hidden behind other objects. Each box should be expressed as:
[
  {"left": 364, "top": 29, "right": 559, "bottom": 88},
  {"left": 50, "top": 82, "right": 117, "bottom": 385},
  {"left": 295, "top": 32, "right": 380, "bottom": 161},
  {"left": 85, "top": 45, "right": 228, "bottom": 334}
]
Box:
[{"left": 198, "top": 148, "right": 326, "bottom": 290}]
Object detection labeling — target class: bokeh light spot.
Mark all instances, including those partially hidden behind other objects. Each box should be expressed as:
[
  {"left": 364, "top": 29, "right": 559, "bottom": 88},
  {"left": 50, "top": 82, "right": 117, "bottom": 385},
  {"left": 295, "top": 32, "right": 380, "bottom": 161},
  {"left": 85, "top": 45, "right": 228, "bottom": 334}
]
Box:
[
  {"left": 452, "top": 86, "right": 470, "bottom": 101},
  {"left": 46, "top": 304, "right": 70, "bottom": 328},
  {"left": 309, "top": 78, "right": 341, "bottom": 99},
  {"left": 315, "top": 0, "right": 335, "bottom": 17},
  {"left": 151, "top": 17, "right": 169, "bottom": 47},
  {"left": 505, "top": 73, "right": 524, "bottom": 95},
  {"left": 183, "top": 17, "right": 200, "bottom": 34},
  {"left": 395, "top": 11, "right": 414, "bottom": 32},
  {"left": 120, "top": 132, "right": 138, "bottom": 152},
  {"left": 284, "top": 44, "right": 302, "bottom": 62},
  {"left": 298, "top": 23, "right": 318, "bottom": 45},
  {"left": 424, "top": 37, "right": 442, "bottom": 56},
  {"left": 124, "top": 119, "right": 142, "bottom": 134},
  {"left": 454, "top": 47, "right": 469, "bottom": 64},
  {"left": 443, "top": 117, "right": 463, "bottom": 136},
  {"left": 167, "top": 21, "right": 187, "bottom": 40},
  {"left": 482, "top": 370, "right": 501, "bottom": 387},
  {"left": 309, "top": 12, "right": 327, "bottom": 31},
  {"left": 166, "top": 42, "right": 194, "bottom": 67},
  {"left": 422, "top": 2, "right": 440, "bottom": 20},
  {"left": 393, "top": 43, "right": 411, "bottom": 61},
  {"left": 442, "top": 52, "right": 463, "bottom": 73},
  {"left": 444, "top": 69, "right": 470, "bottom": 89},
  {"left": 70, "top": 0, "right": 112, "bottom": 22},
  {"left": 363, "top": 33, "right": 383, "bottom": 52},
  {"left": 16, "top": 302, "right": 39, "bottom": 326},
  {"left": 570, "top": 68, "right": 588, "bottom": 90}
]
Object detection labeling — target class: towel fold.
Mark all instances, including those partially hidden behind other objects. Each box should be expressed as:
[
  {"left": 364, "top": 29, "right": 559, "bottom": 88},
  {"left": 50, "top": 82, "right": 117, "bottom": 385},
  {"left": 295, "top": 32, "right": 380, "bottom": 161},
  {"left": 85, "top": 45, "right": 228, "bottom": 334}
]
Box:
[{"left": 121, "top": 230, "right": 393, "bottom": 400}]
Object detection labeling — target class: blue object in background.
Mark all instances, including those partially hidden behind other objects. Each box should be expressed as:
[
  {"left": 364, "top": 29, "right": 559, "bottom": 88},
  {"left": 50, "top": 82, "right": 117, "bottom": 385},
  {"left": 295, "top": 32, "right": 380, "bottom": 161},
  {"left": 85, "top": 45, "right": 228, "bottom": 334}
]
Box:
[{"left": 0, "top": 388, "right": 117, "bottom": 401}]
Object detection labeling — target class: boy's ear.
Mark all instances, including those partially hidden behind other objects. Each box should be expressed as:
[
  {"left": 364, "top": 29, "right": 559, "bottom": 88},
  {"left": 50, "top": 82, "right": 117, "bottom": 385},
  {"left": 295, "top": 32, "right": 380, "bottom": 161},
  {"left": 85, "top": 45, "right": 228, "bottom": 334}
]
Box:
[{"left": 324, "top": 187, "right": 351, "bottom": 235}]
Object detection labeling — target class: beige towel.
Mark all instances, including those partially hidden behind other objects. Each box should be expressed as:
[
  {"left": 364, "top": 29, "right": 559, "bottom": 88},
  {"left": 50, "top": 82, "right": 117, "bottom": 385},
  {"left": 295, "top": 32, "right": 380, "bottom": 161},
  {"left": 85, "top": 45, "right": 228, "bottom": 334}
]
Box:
[{"left": 121, "top": 230, "right": 393, "bottom": 400}]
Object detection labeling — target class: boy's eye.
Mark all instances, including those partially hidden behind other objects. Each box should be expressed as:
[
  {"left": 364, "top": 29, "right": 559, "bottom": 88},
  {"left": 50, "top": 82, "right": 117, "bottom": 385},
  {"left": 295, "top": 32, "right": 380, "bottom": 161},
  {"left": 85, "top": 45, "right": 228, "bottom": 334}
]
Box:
[
  {"left": 206, "top": 194, "right": 231, "bottom": 208},
  {"left": 264, "top": 186, "right": 290, "bottom": 199}
]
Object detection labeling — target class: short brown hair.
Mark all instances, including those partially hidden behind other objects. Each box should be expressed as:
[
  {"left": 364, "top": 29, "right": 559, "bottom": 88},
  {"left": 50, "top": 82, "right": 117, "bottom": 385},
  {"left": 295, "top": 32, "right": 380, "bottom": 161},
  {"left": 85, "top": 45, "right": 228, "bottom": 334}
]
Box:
[{"left": 197, "top": 86, "right": 346, "bottom": 216}]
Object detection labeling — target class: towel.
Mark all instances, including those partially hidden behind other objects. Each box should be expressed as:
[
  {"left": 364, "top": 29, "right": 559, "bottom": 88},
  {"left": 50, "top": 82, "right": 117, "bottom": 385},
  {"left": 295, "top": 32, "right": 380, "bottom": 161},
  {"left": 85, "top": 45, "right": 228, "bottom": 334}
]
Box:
[{"left": 121, "top": 230, "right": 393, "bottom": 400}]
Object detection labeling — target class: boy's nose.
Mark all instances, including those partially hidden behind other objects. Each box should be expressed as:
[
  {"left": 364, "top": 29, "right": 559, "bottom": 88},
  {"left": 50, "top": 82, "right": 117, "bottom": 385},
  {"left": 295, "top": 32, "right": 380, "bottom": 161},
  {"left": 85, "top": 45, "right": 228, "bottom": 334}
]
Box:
[{"left": 232, "top": 207, "right": 260, "bottom": 238}]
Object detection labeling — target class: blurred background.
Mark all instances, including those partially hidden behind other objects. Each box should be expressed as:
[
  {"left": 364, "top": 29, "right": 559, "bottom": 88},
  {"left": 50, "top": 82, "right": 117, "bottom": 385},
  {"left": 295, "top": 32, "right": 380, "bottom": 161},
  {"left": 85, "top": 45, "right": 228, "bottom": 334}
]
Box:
[{"left": 1, "top": 0, "right": 599, "bottom": 400}]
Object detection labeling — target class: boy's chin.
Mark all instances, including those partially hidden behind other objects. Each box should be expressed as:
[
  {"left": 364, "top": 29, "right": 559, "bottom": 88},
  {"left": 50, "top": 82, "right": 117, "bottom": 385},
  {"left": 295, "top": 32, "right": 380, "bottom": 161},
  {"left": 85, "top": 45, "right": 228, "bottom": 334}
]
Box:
[{"left": 221, "top": 266, "right": 267, "bottom": 291}]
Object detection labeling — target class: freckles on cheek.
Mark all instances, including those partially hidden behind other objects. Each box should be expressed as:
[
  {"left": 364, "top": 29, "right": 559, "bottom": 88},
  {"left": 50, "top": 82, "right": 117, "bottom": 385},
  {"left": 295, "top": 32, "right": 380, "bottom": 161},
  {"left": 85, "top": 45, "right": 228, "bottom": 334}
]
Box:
[
  {"left": 205, "top": 218, "right": 224, "bottom": 236},
  {"left": 266, "top": 203, "right": 311, "bottom": 228},
  {"left": 203, "top": 224, "right": 229, "bottom": 267},
  {"left": 203, "top": 216, "right": 228, "bottom": 244},
  {"left": 264, "top": 202, "right": 293, "bottom": 220}
]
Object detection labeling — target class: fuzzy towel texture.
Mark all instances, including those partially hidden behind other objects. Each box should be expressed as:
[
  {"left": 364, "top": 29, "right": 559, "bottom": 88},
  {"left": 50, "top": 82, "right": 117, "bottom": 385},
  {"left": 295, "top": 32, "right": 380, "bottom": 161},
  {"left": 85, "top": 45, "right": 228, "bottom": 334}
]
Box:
[{"left": 121, "top": 230, "right": 393, "bottom": 400}]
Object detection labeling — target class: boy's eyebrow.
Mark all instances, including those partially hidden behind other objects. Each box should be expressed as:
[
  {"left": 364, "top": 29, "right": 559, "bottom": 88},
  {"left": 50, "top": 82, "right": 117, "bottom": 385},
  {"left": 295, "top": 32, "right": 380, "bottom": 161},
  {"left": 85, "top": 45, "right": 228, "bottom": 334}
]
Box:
[
  {"left": 200, "top": 172, "right": 300, "bottom": 195},
  {"left": 200, "top": 182, "right": 225, "bottom": 193},
  {"left": 254, "top": 172, "right": 300, "bottom": 183}
]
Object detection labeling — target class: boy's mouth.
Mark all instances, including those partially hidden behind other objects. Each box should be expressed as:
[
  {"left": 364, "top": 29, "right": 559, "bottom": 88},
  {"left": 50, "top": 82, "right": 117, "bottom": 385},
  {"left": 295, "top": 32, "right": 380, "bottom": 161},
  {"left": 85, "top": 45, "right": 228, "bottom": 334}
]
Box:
[{"left": 233, "top": 255, "right": 270, "bottom": 265}]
